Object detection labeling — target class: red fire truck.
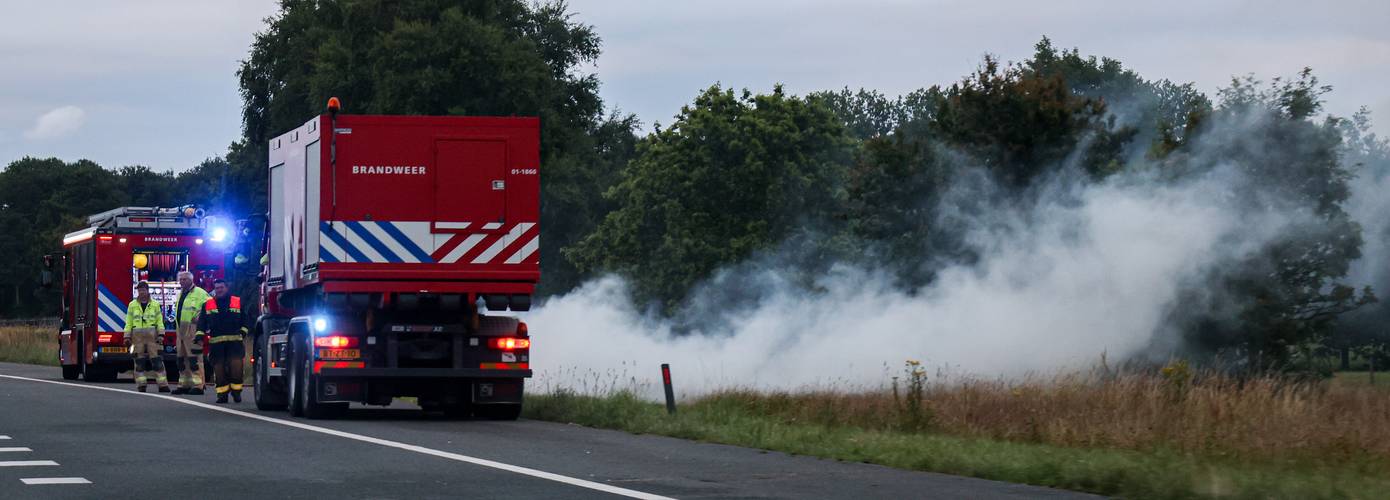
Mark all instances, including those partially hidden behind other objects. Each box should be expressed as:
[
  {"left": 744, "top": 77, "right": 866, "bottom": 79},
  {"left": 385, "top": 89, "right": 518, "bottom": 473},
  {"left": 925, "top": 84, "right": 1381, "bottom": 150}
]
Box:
[
  {"left": 249, "top": 100, "right": 538, "bottom": 419},
  {"left": 53, "top": 207, "right": 230, "bottom": 381}
]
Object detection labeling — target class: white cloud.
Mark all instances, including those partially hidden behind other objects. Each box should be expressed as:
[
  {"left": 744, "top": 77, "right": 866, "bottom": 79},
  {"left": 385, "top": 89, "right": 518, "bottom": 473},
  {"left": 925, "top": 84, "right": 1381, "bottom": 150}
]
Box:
[{"left": 23, "top": 105, "right": 86, "bottom": 140}]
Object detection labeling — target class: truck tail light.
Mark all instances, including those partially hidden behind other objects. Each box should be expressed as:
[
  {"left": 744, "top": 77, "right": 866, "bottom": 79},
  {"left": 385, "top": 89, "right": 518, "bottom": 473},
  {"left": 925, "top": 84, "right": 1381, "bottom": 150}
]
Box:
[
  {"left": 314, "top": 335, "right": 359, "bottom": 348},
  {"left": 98, "top": 334, "right": 114, "bottom": 344},
  {"left": 516, "top": 321, "right": 528, "bottom": 336},
  {"left": 488, "top": 337, "right": 530, "bottom": 350}
]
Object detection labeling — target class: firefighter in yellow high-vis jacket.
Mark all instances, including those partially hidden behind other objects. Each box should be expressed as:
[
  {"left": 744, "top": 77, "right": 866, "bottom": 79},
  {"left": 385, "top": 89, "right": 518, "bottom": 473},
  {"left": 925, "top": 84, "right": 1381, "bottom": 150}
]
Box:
[
  {"left": 172, "top": 271, "right": 211, "bottom": 395},
  {"left": 125, "top": 281, "right": 169, "bottom": 393}
]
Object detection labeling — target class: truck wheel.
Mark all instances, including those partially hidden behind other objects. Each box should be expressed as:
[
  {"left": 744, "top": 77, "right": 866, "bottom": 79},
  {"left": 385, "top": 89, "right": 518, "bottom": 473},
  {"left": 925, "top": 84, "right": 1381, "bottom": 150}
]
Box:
[
  {"left": 289, "top": 338, "right": 344, "bottom": 419},
  {"left": 59, "top": 340, "right": 79, "bottom": 380},
  {"left": 474, "top": 403, "right": 522, "bottom": 421},
  {"left": 255, "top": 332, "right": 288, "bottom": 411},
  {"left": 82, "top": 363, "right": 114, "bottom": 383}
]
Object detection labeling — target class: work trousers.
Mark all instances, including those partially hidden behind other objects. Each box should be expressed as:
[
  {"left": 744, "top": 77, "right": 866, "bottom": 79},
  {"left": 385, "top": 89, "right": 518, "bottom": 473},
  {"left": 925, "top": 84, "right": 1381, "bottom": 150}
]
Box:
[
  {"left": 129, "top": 328, "right": 167, "bottom": 388},
  {"left": 209, "top": 340, "right": 245, "bottom": 395},
  {"left": 174, "top": 323, "right": 204, "bottom": 389}
]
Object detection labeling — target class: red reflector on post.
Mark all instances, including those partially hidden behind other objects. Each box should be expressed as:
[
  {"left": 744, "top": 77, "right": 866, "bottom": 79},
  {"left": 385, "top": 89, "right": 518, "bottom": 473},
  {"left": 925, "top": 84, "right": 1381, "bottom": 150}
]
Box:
[
  {"left": 487, "top": 337, "right": 530, "bottom": 350},
  {"left": 313, "top": 335, "right": 359, "bottom": 348}
]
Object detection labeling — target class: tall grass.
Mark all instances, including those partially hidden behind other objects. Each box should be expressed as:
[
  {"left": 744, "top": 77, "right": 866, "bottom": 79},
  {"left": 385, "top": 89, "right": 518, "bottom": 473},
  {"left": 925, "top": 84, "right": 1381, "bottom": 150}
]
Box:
[
  {"left": 0, "top": 326, "right": 56, "bottom": 366},
  {"left": 698, "top": 362, "right": 1390, "bottom": 468},
  {"left": 527, "top": 361, "right": 1390, "bottom": 498}
]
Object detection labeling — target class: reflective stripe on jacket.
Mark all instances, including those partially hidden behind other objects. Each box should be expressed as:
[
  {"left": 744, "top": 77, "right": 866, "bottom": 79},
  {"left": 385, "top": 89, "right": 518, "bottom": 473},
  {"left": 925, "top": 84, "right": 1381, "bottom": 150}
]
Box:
[{"left": 197, "top": 295, "right": 249, "bottom": 339}]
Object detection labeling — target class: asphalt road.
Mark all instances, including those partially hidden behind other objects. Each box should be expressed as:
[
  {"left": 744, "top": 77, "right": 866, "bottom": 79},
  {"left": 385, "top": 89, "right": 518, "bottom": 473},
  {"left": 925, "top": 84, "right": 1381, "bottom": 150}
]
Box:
[{"left": 0, "top": 362, "right": 1096, "bottom": 499}]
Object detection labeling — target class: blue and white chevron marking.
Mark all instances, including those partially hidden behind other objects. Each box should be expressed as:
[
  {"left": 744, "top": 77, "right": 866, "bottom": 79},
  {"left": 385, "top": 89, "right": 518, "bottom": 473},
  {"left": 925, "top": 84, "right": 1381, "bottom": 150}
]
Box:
[
  {"left": 320, "top": 220, "right": 539, "bottom": 265},
  {"left": 95, "top": 284, "right": 126, "bottom": 333},
  {"left": 320, "top": 221, "right": 436, "bottom": 264}
]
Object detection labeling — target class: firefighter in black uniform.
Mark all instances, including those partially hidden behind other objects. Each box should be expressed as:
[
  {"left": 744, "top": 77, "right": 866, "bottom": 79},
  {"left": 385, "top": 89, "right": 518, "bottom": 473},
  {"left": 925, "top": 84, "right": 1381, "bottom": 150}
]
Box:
[{"left": 196, "top": 279, "right": 249, "bottom": 404}]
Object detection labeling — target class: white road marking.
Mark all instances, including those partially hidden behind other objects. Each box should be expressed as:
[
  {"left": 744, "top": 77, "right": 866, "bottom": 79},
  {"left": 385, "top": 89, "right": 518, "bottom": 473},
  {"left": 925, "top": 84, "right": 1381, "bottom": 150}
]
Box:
[
  {"left": 0, "top": 374, "right": 672, "bottom": 500},
  {"left": 0, "top": 461, "right": 58, "bottom": 467},
  {"left": 0, "top": 436, "right": 11, "bottom": 439},
  {"left": 0, "top": 447, "right": 32, "bottom": 452},
  {"left": 22, "top": 477, "right": 91, "bottom": 485}
]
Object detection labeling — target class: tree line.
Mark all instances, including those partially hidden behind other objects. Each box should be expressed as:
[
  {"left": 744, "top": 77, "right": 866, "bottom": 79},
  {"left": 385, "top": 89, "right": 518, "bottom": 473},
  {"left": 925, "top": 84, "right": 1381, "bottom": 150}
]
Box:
[{"left": 3, "top": 0, "right": 1385, "bottom": 372}]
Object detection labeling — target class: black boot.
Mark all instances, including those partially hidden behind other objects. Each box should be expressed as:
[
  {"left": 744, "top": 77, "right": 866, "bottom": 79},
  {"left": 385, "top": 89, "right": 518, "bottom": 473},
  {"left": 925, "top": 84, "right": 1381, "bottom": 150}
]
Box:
[
  {"left": 216, "top": 393, "right": 228, "bottom": 404},
  {"left": 137, "top": 385, "right": 147, "bottom": 393},
  {"left": 189, "top": 388, "right": 204, "bottom": 396},
  {"left": 171, "top": 387, "right": 189, "bottom": 395},
  {"left": 158, "top": 386, "right": 171, "bottom": 393},
  {"left": 231, "top": 391, "right": 242, "bottom": 403}
]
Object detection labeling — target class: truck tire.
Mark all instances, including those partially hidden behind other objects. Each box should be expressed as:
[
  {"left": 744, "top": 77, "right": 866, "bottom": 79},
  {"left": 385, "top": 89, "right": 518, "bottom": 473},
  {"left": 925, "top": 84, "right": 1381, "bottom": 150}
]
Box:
[
  {"left": 474, "top": 403, "right": 522, "bottom": 421},
  {"left": 59, "top": 340, "right": 80, "bottom": 380},
  {"left": 254, "top": 331, "right": 288, "bottom": 411},
  {"left": 82, "top": 362, "right": 115, "bottom": 383},
  {"left": 289, "top": 337, "right": 345, "bottom": 419}
]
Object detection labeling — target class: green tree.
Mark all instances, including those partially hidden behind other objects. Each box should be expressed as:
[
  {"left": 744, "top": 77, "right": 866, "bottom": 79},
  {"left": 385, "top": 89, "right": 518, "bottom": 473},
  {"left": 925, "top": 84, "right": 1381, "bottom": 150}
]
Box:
[
  {"left": 814, "top": 88, "right": 906, "bottom": 140},
  {"left": 926, "top": 54, "right": 1137, "bottom": 185},
  {"left": 841, "top": 133, "right": 954, "bottom": 288},
  {"left": 567, "top": 85, "right": 854, "bottom": 310},
  {"left": 235, "top": 0, "right": 633, "bottom": 294},
  {"left": 0, "top": 158, "right": 126, "bottom": 316},
  {"left": 1172, "top": 71, "right": 1374, "bottom": 370}
]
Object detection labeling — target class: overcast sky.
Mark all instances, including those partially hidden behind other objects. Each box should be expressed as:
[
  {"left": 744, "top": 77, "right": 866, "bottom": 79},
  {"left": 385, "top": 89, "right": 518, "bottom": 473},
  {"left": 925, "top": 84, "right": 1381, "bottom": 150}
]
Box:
[{"left": 1, "top": 0, "right": 1386, "bottom": 172}]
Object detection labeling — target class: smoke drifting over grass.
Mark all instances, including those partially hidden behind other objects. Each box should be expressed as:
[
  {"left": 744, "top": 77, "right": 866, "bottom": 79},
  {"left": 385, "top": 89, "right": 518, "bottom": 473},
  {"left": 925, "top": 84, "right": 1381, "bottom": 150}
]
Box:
[{"left": 529, "top": 163, "right": 1302, "bottom": 394}]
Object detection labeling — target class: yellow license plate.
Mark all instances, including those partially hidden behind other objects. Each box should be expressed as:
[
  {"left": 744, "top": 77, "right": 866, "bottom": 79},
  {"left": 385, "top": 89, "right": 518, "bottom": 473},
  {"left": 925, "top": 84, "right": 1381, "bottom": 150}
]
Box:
[
  {"left": 319, "top": 349, "right": 360, "bottom": 360},
  {"left": 101, "top": 347, "right": 127, "bottom": 353}
]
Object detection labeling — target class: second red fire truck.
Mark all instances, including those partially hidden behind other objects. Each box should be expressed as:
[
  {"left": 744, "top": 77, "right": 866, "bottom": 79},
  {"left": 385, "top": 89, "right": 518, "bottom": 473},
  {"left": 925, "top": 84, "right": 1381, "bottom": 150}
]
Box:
[
  {"left": 248, "top": 99, "right": 540, "bottom": 419},
  {"left": 52, "top": 207, "right": 230, "bottom": 382}
]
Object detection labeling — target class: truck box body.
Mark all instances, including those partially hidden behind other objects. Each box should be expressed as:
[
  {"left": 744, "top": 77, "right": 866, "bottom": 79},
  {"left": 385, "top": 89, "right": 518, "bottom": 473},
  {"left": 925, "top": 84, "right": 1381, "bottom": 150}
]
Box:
[
  {"left": 265, "top": 114, "right": 540, "bottom": 308},
  {"left": 57, "top": 208, "right": 228, "bottom": 380}
]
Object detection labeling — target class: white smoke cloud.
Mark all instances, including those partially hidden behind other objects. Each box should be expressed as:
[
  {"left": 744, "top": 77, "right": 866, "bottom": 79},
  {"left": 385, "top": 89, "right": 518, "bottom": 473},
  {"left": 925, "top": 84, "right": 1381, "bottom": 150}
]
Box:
[
  {"left": 1343, "top": 130, "right": 1390, "bottom": 312},
  {"left": 528, "top": 165, "right": 1296, "bottom": 396},
  {"left": 23, "top": 105, "right": 86, "bottom": 140}
]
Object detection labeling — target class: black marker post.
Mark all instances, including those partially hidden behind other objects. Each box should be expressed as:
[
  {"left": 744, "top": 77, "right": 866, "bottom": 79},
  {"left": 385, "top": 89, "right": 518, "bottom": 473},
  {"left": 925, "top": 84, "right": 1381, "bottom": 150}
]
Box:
[{"left": 661, "top": 363, "right": 676, "bottom": 415}]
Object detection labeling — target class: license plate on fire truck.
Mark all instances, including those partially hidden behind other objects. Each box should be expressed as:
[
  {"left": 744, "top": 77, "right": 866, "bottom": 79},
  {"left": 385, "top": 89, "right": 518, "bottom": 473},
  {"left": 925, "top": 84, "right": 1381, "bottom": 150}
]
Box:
[
  {"left": 319, "top": 349, "right": 360, "bottom": 360},
  {"left": 100, "top": 347, "right": 126, "bottom": 353}
]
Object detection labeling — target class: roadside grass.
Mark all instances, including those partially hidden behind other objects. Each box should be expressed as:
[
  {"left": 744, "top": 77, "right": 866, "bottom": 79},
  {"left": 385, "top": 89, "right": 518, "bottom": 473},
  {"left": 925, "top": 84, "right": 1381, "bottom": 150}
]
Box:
[
  {"left": 1331, "top": 371, "right": 1389, "bottom": 392},
  {"left": 524, "top": 365, "right": 1390, "bottom": 499},
  {"left": 0, "top": 326, "right": 56, "bottom": 366}
]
